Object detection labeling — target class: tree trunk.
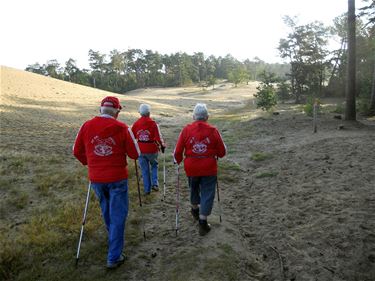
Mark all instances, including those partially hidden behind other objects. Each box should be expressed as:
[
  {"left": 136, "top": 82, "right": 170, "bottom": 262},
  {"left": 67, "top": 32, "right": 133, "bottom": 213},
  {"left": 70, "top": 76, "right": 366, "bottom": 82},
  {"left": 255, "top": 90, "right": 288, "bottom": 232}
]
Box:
[
  {"left": 345, "top": 0, "right": 357, "bottom": 120},
  {"left": 370, "top": 60, "right": 375, "bottom": 115}
]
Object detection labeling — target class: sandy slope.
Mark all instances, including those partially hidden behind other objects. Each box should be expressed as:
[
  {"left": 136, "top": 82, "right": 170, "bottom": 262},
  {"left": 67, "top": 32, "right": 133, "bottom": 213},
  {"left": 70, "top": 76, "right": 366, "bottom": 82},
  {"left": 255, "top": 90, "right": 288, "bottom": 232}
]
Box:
[{"left": 1, "top": 66, "right": 375, "bottom": 280}]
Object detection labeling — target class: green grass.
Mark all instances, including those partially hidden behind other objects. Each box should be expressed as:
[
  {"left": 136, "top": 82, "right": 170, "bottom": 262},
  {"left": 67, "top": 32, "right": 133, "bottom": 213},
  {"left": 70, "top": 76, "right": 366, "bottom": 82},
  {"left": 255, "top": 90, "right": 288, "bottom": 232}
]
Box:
[
  {"left": 255, "top": 171, "right": 279, "bottom": 178},
  {"left": 250, "top": 152, "right": 273, "bottom": 162},
  {"left": 218, "top": 160, "right": 243, "bottom": 183}
]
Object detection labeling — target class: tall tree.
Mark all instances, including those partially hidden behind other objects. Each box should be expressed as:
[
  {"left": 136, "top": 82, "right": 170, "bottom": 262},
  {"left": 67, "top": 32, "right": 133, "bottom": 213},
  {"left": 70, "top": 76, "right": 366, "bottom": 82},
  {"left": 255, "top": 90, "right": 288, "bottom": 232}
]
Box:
[
  {"left": 345, "top": 0, "right": 357, "bottom": 120},
  {"left": 279, "top": 16, "right": 329, "bottom": 103},
  {"left": 370, "top": 60, "right": 375, "bottom": 115}
]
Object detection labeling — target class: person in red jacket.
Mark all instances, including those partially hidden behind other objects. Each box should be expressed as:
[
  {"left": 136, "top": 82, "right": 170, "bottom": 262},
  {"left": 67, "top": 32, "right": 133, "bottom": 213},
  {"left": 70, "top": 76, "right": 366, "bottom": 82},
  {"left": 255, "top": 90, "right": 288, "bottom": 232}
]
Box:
[
  {"left": 73, "top": 96, "right": 140, "bottom": 269},
  {"left": 174, "top": 103, "right": 226, "bottom": 236},
  {"left": 132, "top": 104, "right": 166, "bottom": 195}
]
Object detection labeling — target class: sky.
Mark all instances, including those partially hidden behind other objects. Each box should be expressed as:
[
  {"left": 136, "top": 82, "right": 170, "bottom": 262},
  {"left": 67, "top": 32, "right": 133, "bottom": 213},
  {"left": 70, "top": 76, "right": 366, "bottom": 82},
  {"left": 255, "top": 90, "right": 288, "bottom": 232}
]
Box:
[{"left": 0, "top": 0, "right": 357, "bottom": 70}]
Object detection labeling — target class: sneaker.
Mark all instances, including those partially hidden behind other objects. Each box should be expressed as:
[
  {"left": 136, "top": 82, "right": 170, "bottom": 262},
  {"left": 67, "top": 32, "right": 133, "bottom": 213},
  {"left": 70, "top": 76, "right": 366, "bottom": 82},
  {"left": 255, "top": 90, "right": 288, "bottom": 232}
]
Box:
[
  {"left": 106, "top": 254, "right": 126, "bottom": 269},
  {"left": 152, "top": 185, "right": 159, "bottom": 191},
  {"left": 199, "top": 219, "right": 211, "bottom": 236},
  {"left": 191, "top": 208, "right": 199, "bottom": 221},
  {"left": 144, "top": 191, "right": 151, "bottom": 195}
]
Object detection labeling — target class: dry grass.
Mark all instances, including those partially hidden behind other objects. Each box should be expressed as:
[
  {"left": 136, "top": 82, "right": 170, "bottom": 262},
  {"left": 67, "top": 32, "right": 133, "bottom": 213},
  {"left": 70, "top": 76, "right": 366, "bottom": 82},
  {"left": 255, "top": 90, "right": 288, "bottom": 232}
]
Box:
[{"left": 0, "top": 66, "right": 262, "bottom": 280}]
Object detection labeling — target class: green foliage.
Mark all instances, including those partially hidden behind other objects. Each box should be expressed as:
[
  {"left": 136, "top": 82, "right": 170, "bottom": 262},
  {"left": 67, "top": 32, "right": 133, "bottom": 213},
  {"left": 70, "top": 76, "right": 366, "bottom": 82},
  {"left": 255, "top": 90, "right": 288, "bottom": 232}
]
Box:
[
  {"left": 25, "top": 49, "right": 290, "bottom": 94},
  {"left": 276, "top": 81, "right": 292, "bottom": 101},
  {"left": 251, "top": 152, "right": 272, "bottom": 161},
  {"left": 228, "top": 66, "right": 248, "bottom": 87},
  {"left": 254, "top": 72, "right": 278, "bottom": 111},
  {"left": 255, "top": 171, "right": 278, "bottom": 178},
  {"left": 303, "top": 98, "right": 321, "bottom": 116},
  {"left": 331, "top": 103, "right": 344, "bottom": 114},
  {"left": 279, "top": 16, "right": 330, "bottom": 102}
]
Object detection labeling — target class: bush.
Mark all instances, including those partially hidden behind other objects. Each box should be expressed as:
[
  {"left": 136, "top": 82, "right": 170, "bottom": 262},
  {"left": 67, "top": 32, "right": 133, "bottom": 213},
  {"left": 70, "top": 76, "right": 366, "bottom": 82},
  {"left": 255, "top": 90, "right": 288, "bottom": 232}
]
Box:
[
  {"left": 276, "top": 81, "right": 291, "bottom": 102},
  {"left": 255, "top": 83, "right": 277, "bottom": 111},
  {"left": 303, "top": 98, "right": 321, "bottom": 116}
]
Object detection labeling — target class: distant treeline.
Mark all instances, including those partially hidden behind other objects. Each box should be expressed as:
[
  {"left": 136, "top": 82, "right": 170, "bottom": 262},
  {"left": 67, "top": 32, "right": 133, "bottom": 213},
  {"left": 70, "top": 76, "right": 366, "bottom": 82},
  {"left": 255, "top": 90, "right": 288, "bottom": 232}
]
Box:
[{"left": 25, "top": 51, "right": 290, "bottom": 93}]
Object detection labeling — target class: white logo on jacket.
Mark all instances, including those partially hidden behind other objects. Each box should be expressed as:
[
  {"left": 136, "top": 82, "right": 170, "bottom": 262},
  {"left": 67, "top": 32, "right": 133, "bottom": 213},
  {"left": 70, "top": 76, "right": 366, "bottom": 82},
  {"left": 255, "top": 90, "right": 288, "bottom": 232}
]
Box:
[
  {"left": 91, "top": 136, "right": 116, "bottom": 156},
  {"left": 190, "top": 137, "right": 210, "bottom": 154},
  {"left": 137, "top": 130, "right": 150, "bottom": 141}
]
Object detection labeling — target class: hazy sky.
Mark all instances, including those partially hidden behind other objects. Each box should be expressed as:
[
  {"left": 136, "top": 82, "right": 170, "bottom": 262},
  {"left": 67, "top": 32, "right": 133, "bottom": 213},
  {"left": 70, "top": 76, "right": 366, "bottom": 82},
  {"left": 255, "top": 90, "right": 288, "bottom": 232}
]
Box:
[{"left": 0, "top": 0, "right": 357, "bottom": 70}]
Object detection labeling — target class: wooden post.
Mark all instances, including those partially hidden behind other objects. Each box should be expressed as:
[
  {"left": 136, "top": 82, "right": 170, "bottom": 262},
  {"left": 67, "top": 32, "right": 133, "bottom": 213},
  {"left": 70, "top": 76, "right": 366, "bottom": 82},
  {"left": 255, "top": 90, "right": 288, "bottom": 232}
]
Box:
[{"left": 313, "top": 100, "right": 318, "bottom": 133}]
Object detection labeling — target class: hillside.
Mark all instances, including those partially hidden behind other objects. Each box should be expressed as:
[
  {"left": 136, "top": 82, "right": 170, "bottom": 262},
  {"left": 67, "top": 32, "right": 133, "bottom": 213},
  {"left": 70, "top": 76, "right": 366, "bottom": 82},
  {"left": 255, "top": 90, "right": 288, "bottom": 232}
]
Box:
[{"left": 1, "top": 66, "right": 375, "bottom": 281}]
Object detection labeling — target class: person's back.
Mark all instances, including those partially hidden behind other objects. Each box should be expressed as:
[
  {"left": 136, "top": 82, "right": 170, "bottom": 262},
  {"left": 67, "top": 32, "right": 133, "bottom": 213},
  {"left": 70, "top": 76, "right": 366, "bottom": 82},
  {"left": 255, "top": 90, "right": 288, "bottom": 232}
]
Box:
[
  {"left": 73, "top": 96, "right": 139, "bottom": 269},
  {"left": 74, "top": 116, "right": 138, "bottom": 182},
  {"left": 131, "top": 104, "right": 165, "bottom": 194},
  {"left": 177, "top": 120, "right": 225, "bottom": 177},
  {"left": 132, "top": 115, "right": 163, "bottom": 154},
  {"left": 174, "top": 103, "right": 226, "bottom": 236}
]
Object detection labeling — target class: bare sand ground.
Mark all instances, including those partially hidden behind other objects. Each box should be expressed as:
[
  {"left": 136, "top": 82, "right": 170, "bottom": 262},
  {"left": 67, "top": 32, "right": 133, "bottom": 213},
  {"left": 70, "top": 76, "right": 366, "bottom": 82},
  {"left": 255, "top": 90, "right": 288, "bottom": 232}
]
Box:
[{"left": 1, "top": 66, "right": 375, "bottom": 280}]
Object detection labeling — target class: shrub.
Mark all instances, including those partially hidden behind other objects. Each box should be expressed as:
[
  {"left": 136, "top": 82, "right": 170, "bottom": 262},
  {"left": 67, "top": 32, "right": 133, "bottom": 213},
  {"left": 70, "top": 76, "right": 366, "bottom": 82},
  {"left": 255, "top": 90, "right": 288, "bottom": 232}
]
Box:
[
  {"left": 276, "top": 81, "right": 291, "bottom": 102},
  {"left": 303, "top": 97, "right": 321, "bottom": 116},
  {"left": 255, "top": 84, "right": 277, "bottom": 111}
]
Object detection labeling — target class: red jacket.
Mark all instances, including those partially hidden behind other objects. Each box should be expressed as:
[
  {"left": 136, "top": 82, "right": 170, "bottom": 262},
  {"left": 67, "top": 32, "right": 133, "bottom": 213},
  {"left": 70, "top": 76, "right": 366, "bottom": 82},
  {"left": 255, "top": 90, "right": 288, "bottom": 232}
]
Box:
[
  {"left": 73, "top": 116, "right": 140, "bottom": 183},
  {"left": 132, "top": 116, "right": 165, "bottom": 154},
  {"left": 174, "top": 121, "right": 226, "bottom": 177}
]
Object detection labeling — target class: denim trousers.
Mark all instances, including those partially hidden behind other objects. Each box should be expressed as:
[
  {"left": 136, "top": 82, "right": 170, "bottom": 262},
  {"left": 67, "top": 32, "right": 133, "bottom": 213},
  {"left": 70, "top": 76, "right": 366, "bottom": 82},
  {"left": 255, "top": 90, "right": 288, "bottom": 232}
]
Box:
[
  {"left": 138, "top": 153, "right": 159, "bottom": 193},
  {"left": 91, "top": 179, "right": 129, "bottom": 263},
  {"left": 188, "top": 176, "right": 217, "bottom": 216}
]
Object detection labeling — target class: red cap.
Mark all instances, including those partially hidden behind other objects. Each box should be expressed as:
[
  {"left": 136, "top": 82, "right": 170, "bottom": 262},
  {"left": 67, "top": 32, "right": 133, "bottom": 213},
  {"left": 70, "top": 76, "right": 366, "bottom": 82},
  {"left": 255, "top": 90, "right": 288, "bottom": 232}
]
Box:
[{"left": 100, "top": 96, "right": 122, "bottom": 110}]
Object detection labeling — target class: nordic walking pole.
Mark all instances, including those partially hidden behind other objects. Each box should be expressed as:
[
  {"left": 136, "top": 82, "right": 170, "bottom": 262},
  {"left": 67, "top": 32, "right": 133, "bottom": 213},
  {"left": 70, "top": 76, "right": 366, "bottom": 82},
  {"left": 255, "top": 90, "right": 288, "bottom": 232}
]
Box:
[
  {"left": 175, "top": 164, "right": 180, "bottom": 236},
  {"left": 134, "top": 160, "right": 146, "bottom": 239},
  {"left": 216, "top": 178, "right": 222, "bottom": 223},
  {"left": 163, "top": 151, "right": 166, "bottom": 201},
  {"left": 75, "top": 182, "right": 92, "bottom": 267}
]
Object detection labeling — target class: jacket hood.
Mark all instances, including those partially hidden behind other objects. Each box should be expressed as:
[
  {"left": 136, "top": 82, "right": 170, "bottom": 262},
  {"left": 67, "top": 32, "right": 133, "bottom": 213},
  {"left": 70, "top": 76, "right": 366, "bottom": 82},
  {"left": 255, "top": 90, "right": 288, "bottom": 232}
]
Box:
[{"left": 95, "top": 117, "right": 125, "bottom": 138}]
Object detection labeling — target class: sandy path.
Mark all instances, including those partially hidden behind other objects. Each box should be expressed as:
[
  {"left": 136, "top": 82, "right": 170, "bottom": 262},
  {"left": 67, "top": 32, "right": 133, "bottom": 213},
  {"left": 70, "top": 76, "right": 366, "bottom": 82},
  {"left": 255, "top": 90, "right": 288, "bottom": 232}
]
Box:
[{"left": 120, "top": 88, "right": 375, "bottom": 281}]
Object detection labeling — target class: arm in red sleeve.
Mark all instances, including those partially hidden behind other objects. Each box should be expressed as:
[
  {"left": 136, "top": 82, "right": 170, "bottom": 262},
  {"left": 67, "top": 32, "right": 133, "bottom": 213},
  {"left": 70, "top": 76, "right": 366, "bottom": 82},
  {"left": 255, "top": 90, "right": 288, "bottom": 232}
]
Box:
[
  {"left": 73, "top": 125, "right": 88, "bottom": 165},
  {"left": 214, "top": 129, "right": 227, "bottom": 158},
  {"left": 173, "top": 128, "right": 186, "bottom": 164},
  {"left": 126, "top": 127, "right": 140, "bottom": 160}
]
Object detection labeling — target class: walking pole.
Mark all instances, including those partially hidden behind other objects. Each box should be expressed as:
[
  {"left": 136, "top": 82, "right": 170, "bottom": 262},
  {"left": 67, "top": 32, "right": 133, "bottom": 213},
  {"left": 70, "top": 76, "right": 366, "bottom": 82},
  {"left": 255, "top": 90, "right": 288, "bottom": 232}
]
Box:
[
  {"left": 175, "top": 164, "right": 180, "bottom": 236},
  {"left": 163, "top": 152, "right": 166, "bottom": 201},
  {"left": 134, "top": 160, "right": 146, "bottom": 239},
  {"left": 216, "top": 178, "right": 222, "bottom": 223},
  {"left": 75, "top": 182, "right": 92, "bottom": 267}
]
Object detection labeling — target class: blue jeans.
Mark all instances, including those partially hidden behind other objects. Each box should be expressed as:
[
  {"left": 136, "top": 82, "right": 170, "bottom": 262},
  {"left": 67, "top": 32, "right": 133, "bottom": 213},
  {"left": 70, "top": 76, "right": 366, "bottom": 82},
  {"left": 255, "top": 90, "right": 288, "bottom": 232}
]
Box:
[
  {"left": 91, "top": 179, "right": 129, "bottom": 264},
  {"left": 188, "top": 176, "right": 217, "bottom": 216},
  {"left": 138, "top": 153, "right": 159, "bottom": 193}
]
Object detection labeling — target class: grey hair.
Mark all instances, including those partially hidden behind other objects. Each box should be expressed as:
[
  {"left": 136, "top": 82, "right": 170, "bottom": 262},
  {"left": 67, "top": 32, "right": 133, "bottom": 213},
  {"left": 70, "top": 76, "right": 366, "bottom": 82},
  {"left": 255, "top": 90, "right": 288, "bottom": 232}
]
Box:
[
  {"left": 100, "top": 106, "right": 119, "bottom": 116},
  {"left": 139, "top": 104, "right": 151, "bottom": 116},
  {"left": 193, "top": 103, "right": 209, "bottom": 120}
]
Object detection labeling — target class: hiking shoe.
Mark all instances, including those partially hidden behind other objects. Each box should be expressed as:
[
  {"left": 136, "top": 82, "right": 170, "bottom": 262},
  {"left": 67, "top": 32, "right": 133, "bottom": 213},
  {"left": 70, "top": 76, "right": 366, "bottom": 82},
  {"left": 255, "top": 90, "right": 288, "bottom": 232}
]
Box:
[
  {"left": 144, "top": 191, "right": 151, "bottom": 195},
  {"left": 152, "top": 185, "right": 159, "bottom": 191},
  {"left": 199, "top": 219, "right": 211, "bottom": 236},
  {"left": 191, "top": 208, "right": 199, "bottom": 221},
  {"left": 106, "top": 254, "right": 126, "bottom": 269}
]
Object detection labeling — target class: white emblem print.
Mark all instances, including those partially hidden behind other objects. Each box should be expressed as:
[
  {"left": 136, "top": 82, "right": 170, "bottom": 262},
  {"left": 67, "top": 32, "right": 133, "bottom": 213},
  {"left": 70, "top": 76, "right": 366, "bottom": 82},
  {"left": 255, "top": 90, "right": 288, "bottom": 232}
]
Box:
[
  {"left": 138, "top": 130, "right": 150, "bottom": 141},
  {"left": 190, "top": 137, "right": 210, "bottom": 154},
  {"left": 91, "top": 136, "right": 116, "bottom": 156}
]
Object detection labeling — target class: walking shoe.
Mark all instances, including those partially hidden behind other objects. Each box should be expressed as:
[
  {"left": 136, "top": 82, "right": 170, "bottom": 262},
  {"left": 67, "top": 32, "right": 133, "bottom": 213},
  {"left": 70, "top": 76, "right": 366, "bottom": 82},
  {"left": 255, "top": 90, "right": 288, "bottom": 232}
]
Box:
[
  {"left": 144, "top": 191, "right": 151, "bottom": 195},
  {"left": 106, "top": 254, "right": 126, "bottom": 269},
  {"left": 152, "top": 185, "right": 159, "bottom": 191},
  {"left": 190, "top": 208, "right": 199, "bottom": 221},
  {"left": 199, "top": 219, "right": 211, "bottom": 236}
]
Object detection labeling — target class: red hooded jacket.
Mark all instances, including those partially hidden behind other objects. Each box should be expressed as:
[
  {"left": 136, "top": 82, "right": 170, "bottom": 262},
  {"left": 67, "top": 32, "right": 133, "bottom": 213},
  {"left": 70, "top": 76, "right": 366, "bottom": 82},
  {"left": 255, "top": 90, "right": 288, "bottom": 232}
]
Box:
[
  {"left": 174, "top": 121, "right": 226, "bottom": 177},
  {"left": 132, "top": 116, "right": 165, "bottom": 154},
  {"left": 73, "top": 116, "right": 140, "bottom": 183}
]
